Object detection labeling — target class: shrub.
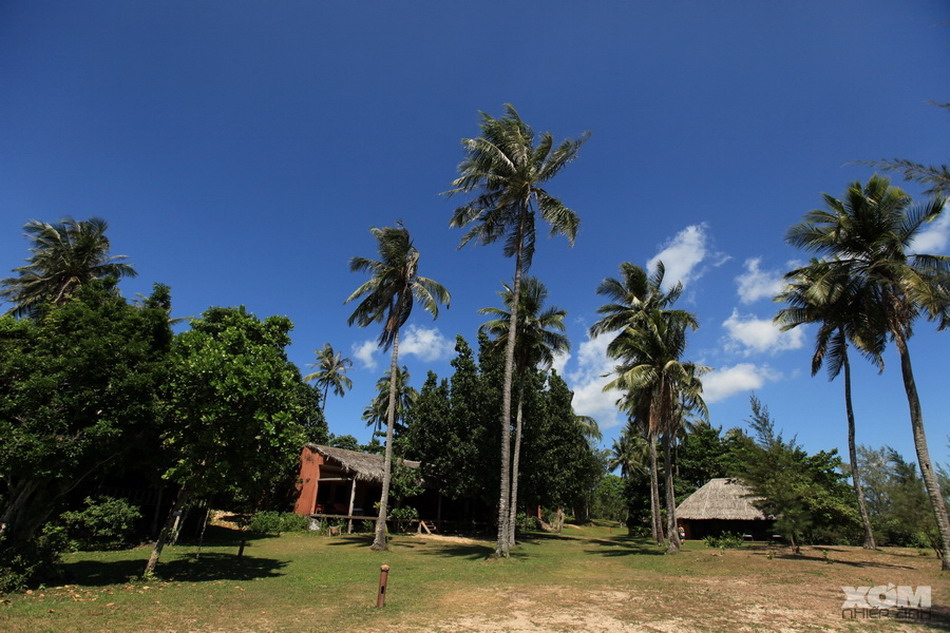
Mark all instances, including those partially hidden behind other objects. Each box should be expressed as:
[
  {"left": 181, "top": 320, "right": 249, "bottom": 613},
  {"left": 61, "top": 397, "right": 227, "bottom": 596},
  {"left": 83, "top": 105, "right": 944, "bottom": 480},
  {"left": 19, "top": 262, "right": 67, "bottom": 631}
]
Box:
[
  {"left": 245, "top": 511, "right": 309, "bottom": 535},
  {"left": 60, "top": 496, "right": 142, "bottom": 550},
  {"left": 704, "top": 532, "right": 745, "bottom": 549},
  {"left": 0, "top": 524, "right": 72, "bottom": 594},
  {"left": 388, "top": 506, "right": 418, "bottom": 533}
]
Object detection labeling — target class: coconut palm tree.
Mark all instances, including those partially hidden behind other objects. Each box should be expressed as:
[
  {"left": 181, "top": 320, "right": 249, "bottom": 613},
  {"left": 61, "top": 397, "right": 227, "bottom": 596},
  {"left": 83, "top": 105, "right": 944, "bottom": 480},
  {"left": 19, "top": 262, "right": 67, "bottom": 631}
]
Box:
[
  {"left": 786, "top": 175, "right": 950, "bottom": 568},
  {"left": 605, "top": 308, "right": 708, "bottom": 553},
  {"left": 592, "top": 261, "right": 695, "bottom": 545},
  {"left": 1, "top": 217, "right": 137, "bottom": 318},
  {"left": 615, "top": 391, "right": 664, "bottom": 543},
  {"left": 346, "top": 224, "right": 450, "bottom": 551},
  {"left": 864, "top": 102, "right": 950, "bottom": 197},
  {"left": 449, "top": 104, "right": 588, "bottom": 557},
  {"left": 304, "top": 343, "right": 353, "bottom": 408},
  {"left": 775, "top": 260, "right": 884, "bottom": 549},
  {"left": 479, "top": 276, "right": 569, "bottom": 547},
  {"left": 361, "top": 366, "right": 416, "bottom": 440}
]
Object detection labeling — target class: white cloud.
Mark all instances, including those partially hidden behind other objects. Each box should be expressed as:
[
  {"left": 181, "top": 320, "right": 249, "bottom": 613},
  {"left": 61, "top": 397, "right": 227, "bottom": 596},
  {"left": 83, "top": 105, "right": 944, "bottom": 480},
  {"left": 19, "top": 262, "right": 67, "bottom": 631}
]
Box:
[
  {"left": 909, "top": 208, "right": 950, "bottom": 254},
  {"left": 647, "top": 223, "right": 729, "bottom": 290},
  {"left": 703, "top": 363, "right": 781, "bottom": 403},
  {"left": 565, "top": 335, "right": 623, "bottom": 430},
  {"left": 352, "top": 340, "right": 378, "bottom": 370},
  {"left": 722, "top": 309, "right": 805, "bottom": 355},
  {"left": 397, "top": 324, "right": 454, "bottom": 362},
  {"left": 736, "top": 258, "right": 786, "bottom": 304},
  {"left": 550, "top": 349, "right": 570, "bottom": 376}
]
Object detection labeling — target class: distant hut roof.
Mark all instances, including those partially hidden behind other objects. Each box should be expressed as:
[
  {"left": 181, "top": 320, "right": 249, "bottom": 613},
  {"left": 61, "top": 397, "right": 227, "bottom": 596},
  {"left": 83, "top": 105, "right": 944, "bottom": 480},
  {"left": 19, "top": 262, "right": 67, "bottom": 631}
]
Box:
[
  {"left": 306, "top": 443, "right": 420, "bottom": 484},
  {"left": 676, "top": 478, "right": 768, "bottom": 521}
]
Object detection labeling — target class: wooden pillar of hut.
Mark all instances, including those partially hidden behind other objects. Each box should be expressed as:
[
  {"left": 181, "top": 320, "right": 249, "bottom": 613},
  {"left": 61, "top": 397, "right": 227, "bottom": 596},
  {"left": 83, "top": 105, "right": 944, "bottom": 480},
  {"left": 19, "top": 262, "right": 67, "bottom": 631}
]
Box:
[{"left": 346, "top": 478, "right": 357, "bottom": 533}]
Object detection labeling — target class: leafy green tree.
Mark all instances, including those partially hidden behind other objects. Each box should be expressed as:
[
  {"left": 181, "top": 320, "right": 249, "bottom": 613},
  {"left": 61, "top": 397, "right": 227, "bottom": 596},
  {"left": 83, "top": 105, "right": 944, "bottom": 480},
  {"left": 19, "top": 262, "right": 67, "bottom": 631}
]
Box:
[
  {"left": 327, "top": 434, "right": 360, "bottom": 451},
  {"left": 775, "top": 260, "right": 882, "bottom": 548},
  {"left": 449, "top": 105, "right": 587, "bottom": 557},
  {"left": 346, "top": 224, "right": 449, "bottom": 551},
  {"left": 479, "top": 276, "right": 569, "bottom": 547},
  {"left": 590, "top": 474, "right": 627, "bottom": 523},
  {"left": 1, "top": 218, "right": 137, "bottom": 319},
  {"left": 787, "top": 176, "right": 950, "bottom": 568},
  {"left": 0, "top": 283, "right": 170, "bottom": 585},
  {"left": 144, "top": 306, "right": 309, "bottom": 574},
  {"left": 857, "top": 446, "right": 942, "bottom": 551},
  {"left": 740, "top": 397, "right": 859, "bottom": 550},
  {"left": 304, "top": 343, "right": 353, "bottom": 408}
]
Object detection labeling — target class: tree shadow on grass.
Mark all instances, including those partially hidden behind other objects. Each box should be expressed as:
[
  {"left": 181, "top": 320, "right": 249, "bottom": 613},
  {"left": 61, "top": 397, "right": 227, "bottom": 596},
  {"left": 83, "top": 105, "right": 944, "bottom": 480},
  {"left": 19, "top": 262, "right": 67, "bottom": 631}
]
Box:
[
  {"left": 744, "top": 548, "right": 915, "bottom": 570},
  {"left": 580, "top": 535, "right": 666, "bottom": 557},
  {"left": 63, "top": 552, "right": 289, "bottom": 587}
]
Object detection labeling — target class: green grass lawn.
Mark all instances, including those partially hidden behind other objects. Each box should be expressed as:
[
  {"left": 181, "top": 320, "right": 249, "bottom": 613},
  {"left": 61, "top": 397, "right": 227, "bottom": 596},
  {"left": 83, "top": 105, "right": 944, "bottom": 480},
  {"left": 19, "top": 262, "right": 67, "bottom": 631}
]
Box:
[{"left": 2, "top": 523, "right": 947, "bottom": 632}]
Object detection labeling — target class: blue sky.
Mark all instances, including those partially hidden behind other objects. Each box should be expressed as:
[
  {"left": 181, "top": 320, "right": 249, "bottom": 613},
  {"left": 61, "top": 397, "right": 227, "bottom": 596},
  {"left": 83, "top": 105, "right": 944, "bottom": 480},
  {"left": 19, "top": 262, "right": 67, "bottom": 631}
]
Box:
[{"left": 2, "top": 1, "right": 948, "bottom": 467}]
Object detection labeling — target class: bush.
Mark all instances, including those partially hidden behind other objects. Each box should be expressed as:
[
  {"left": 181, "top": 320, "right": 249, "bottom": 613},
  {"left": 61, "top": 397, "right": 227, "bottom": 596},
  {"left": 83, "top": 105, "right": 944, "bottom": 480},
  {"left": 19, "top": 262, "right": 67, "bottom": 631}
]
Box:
[
  {"left": 0, "top": 524, "right": 72, "bottom": 594},
  {"left": 704, "top": 532, "right": 745, "bottom": 549},
  {"left": 388, "top": 506, "right": 418, "bottom": 533},
  {"left": 60, "top": 496, "right": 142, "bottom": 550},
  {"left": 245, "top": 511, "right": 309, "bottom": 535}
]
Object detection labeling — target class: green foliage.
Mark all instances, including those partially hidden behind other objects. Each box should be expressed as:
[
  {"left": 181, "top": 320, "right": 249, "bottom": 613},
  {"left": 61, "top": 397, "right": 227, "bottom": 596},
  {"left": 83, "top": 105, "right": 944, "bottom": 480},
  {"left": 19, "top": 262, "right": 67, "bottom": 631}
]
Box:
[
  {"left": 0, "top": 283, "right": 171, "bottom": 552},
  {"left": 159, "top": 306, "right": 309, "bottom": 509},
  {"left": 245, "top": 511, "right": 309, "bottom": 535},
  {"left": 704, "top": 532, "right": 744, "bottom": 549},
  {"left": 0, "top": 217, "right": 137, "bottom": 319},
  {"left": 590, "top": 475, "right": 627, "bottom": 522},
  {"left": 60, "top": 496, "right": 142, "bottom": 550},
  {"left": 739, "top": 396, "right": 859, "bottom": 547},
  {"left": 327, "top": 434, "right": 360, "bottom": 451},
  {"left": 857, "top": 445, "right": 940, "bottom": 551},
  {"left": 403, "top": 336, "right": 497, "bottom": 505},
  {"left": 388, "top": 506, "right": 418, "bottom": 533},
  {"left": 0, "top": 524, "right": 72, "bottom": 594}
]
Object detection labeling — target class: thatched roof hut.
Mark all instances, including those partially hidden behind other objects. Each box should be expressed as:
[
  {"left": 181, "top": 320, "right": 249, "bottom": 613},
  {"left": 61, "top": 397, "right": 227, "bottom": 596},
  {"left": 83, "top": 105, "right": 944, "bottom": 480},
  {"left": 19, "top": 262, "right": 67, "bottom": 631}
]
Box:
[
  {"left": 676, "top": 478, "right": 766, "bottom": 520},
  {"left": 676, "top": 478, "right": 772, "bottom": 540},
  {"left": 305, "top": 443, "right": 420, "bottom": 484}
]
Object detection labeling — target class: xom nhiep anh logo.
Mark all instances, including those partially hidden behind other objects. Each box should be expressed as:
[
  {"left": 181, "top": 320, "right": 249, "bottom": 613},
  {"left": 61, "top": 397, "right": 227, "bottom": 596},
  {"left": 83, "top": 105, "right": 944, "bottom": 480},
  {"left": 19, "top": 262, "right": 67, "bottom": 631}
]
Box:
[{"left": 841, "top": 584, "right": 932, "bottom": 620}]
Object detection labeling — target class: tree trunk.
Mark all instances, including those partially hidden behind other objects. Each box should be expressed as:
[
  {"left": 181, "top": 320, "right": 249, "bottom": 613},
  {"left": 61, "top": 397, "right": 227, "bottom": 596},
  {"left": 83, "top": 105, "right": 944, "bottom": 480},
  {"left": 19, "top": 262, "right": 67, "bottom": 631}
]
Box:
[
  {"left": 841, "top": 347, "right": 876, "bottom": 549},
  {"left": 648, "top": 435, "right": 663, "bottom": 545},
  {"left": 894, "top": 333, "right": 950, "bottom": 569},
  {"left": 145, "top": 485, "right": 191, "bottom": 576},
  {"left": 663, "top": 432, "right": 680, "bottom": 553},
  {"left": 507, "top": 386, "right": 525, "bottom": 548},
  {"left": 371, "top": 331, "right": 400, "bottom": 551},
  {"left": 495, "top": 224, "right": 525, "bottom": 558}
]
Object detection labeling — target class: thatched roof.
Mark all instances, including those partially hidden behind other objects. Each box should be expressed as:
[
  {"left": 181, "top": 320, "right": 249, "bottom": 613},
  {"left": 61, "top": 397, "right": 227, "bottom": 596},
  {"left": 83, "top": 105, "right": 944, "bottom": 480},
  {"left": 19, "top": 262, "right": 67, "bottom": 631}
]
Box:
[
  {"left": 306, "top": 444, "right": 420, "bottom": 484},
  {"left": 676, "top": 478, "right": 768, "bottom": 521}
]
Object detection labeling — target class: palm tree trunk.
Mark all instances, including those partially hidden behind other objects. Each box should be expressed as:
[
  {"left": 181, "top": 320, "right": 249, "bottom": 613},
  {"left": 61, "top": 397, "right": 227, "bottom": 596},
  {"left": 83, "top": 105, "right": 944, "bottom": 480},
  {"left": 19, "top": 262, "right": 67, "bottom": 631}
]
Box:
[
  {"left": 371, "top": 330, "right": 400, "bottom": 551},
  {"left": 495, "top": 221, "right": 525, "bottom": 558},
  {"left": 663, "top": 432, "right": 680, "bottom": 553},
  {"left": 507, "top": 385, "right": 525, "bottom": 547},
  {"left": 841, "top": 347, "right": 876, "bottom": 549},
  {"left": 648, "top": 435, "right": 662, "bottom": 544},
  {"left": 894, "top": 333, "right": 950, "bottom": 569}
]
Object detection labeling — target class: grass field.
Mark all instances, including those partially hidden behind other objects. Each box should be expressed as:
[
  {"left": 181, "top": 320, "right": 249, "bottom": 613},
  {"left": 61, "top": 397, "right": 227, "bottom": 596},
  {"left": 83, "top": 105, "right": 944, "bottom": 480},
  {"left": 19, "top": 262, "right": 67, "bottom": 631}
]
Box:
[{"left": 1, "top": 523, "right": 947, "bottom": 632}]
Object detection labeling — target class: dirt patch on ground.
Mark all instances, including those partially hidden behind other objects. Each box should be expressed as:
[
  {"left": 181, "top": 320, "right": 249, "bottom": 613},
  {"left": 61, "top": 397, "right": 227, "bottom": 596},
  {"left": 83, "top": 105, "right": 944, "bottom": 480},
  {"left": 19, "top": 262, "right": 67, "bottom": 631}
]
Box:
[
  {"left": 411, "top": 534, "right": 490, "bottom": 546},
  {"left": 375, "top": 545, "right": 948, "bottom": 633}
]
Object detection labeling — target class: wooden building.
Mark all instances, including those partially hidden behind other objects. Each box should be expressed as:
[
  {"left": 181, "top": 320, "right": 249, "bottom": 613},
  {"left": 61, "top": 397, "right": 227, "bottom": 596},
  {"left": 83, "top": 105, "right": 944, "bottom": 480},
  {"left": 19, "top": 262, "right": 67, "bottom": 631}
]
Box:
[
  {"left": 675, "top": 478, "right": 773, "bottom": 540},
  {"left": 293, "top": 443, "right": 419, "bottom": 519},
  {"left": 292, "top": 443, "right": 490, "bottom": 531}
]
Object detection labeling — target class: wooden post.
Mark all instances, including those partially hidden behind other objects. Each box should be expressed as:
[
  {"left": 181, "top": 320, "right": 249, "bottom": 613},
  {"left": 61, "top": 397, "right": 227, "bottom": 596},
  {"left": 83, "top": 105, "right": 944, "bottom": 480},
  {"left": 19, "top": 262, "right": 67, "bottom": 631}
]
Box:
[
  {"left": 347, "top": 478, "right": 357, "bottom": 534},
  {"left": 376, "top": 564, "right": 390, "bottom": 607}
]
